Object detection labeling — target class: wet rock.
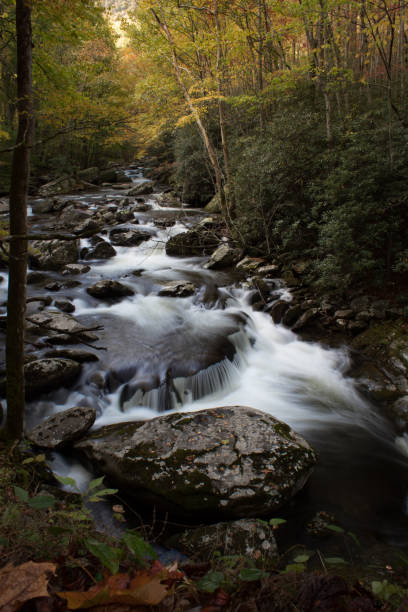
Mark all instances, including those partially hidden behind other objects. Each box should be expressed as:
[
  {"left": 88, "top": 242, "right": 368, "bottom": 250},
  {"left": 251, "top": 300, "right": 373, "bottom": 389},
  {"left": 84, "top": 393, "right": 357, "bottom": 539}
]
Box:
[
  {"left": 58, "top": 204, "right": 91, "bottom": 230},
  {"left": 133, "top": 202, "right": 151, "bottom": 212},
  {"left": 127, "top": 182, "right": 154, "bottom": 196},
  {"left": 166, "top": 229, "right": 217, "bottom": 257},
  {"left": 45, "top": 281, "right": 62, "bottom": 292},
  {"left": 75, "top": 406, "right": 316, "bottom": 519},
  {"left": 270, "top": 300, "right": 290, "bottom": 324},
  {"left": 31, "top": 198, "right": 58, "bottom": 214},
  {"left": 115, "top": 170, "right": 131, "bottom": 183},
  {"left": 27, "top": 271, "right": 48, "bottom": 285},
  {"left": 83, "top": 239, "right": 116, "bottom": 260},
  {"left": 54, "top": 300, "right": 75, "bottom": 314},
  {"left": 167, "top": 519, "right": 278, "bottom": 562},
  {"left": 154, "top": 192, "right": 180, "bottom": 207},
  {"left": 390, "top": 396, "right": 408, "bottom": 433},
  {"left": 26, "top": 311, "right": 90, "bottom": 336},
  {"left": 38, "top": 177, "right": 95, "bottom": 197},
  {"left": 236, "top": 257, "right": 265, "bottom": 272},
  {"left": 204, "top": 244, "right": 238, "bottom": 270},
  {"left": 28, "top": 406, "right": 96, "bottom": 449},
  {"left": 0, "top": 200, "right": 8, "bottom": 214},
  {"left": 115, "top": 209, "right": 135, "bottom": 223},
  {"left": 74, "top": 218, "right": 102, "bottom": 234},
  {"left": 78, "top": 167, "right": 99, "bottom": 183},
  {"left": 62, "top": 263, "right": 91, "bottom": 275},
  {"left": 45, "top": 349, "right": 99, "bottom": 363},
  {"left": 30, "top": 239, "right": 79, "bottom": 271},
  {"left": 334, "top": 309, "right": 354, "bottom": 320},
  {"left": 110, "top": 228, "right": 152, "bottom": 247},
  {"left": 25, "top": 358, "right": 82, "bottom": 397},
  {"left": 282, "top": 305, "right": 303, "bottom": 328},
  {"left": 87, "top": 280, "right": 135, "bottom": 299},
  {"left": 158, "top": 280, "right": 195, "bottom": 297},
  {"left": 292, "top": 308, "right": 318, "bottom": 331},
  {"left": 351, "top": 319, "right": 408, "bottom": 403},
  {"left": 97, "top": 168, "right": 118, "bottom": 184}
]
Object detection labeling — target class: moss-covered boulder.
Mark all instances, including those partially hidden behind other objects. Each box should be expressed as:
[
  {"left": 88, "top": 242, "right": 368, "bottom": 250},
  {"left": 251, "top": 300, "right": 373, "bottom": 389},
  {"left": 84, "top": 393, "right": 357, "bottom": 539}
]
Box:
[
  {"left": 75, "top": 406, "right": 316, "bottom": 519},
  {"left": 28, "top": 406, "right": 96, "bottom": 449},
  {"left": 351, "top": 319, "right": 408, "bottom": 402}
]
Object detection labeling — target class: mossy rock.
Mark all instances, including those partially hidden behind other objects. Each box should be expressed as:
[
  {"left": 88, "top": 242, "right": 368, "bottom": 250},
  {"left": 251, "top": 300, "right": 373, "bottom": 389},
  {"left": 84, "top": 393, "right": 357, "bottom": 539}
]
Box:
[{"left": 75, "top": 406, "right": 316, "bottom": 519}]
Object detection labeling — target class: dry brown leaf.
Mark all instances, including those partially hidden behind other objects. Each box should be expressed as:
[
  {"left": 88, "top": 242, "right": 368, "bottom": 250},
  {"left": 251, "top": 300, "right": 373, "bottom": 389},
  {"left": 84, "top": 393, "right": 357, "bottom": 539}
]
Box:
[
  {"left": 58, "top": 570, "right": 169, "bottom": 610},
  {"left": 0, "top": 561, "right": 56, "bottom": 612}
]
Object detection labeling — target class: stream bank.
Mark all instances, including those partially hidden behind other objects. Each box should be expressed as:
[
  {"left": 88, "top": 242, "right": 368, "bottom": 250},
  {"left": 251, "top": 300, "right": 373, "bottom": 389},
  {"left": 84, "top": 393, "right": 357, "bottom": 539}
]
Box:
[{"left": 1, "top": 166, "right": 408, "bottom": 595}]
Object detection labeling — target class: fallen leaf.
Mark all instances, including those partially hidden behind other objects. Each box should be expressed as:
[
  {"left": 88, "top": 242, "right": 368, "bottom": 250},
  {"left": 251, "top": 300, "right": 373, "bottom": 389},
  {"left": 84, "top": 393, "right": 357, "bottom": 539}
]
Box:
[
  {"left": 0, "top": 561, "right": 56, "bottom": 612},
  {"left": 58, "top": 568, "right": 170, "bottom": 609}
]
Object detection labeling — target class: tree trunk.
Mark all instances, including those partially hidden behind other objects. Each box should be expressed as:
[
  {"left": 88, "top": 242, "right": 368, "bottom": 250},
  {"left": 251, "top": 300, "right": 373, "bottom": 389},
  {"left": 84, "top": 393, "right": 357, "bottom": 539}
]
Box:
[{"left": 5, "top": 0, "right": 33, "bottom": 439}]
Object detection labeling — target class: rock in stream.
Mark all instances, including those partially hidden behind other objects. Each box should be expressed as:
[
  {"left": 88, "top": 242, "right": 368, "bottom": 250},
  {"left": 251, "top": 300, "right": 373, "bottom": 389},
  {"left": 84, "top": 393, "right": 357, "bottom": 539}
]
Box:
[{"left": 75, "top": 406, "right": 316, "bottom": 519}]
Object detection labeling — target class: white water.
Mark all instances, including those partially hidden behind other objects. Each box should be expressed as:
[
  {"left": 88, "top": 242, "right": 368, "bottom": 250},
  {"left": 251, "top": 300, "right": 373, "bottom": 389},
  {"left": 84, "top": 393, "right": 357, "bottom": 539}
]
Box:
[{"left": 21, "top": 173, "right": 408, "bottom": 538}]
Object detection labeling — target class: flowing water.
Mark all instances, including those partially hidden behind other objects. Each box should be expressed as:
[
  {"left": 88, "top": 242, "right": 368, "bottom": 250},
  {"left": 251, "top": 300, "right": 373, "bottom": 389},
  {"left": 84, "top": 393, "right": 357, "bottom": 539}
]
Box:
[{"left": 4, "top": 167, "right": 408, "bottom": 544}]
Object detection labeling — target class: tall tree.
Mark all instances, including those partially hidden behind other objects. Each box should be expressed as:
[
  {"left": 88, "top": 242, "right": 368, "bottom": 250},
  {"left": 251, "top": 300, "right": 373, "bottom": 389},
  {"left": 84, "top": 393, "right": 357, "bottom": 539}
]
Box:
[{"left": 5, "top": 0, "right": 33, "bottom": 439}]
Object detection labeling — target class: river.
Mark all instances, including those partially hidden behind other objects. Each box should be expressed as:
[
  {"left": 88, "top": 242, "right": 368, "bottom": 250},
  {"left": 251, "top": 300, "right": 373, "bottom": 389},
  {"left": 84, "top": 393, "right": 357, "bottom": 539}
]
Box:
[{"left": 3, "top": 166, "right": 408, "bottom": 546}]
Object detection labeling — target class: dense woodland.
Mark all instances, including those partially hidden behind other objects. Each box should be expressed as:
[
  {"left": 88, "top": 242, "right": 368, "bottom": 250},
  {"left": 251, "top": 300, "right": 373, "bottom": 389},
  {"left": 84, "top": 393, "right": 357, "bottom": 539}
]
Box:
[
  {"left": 1, "top": 2, "right": 408, "bottom": 609},
  {"left": 1, "top": 0, "right": 407, "bottom": 294}
]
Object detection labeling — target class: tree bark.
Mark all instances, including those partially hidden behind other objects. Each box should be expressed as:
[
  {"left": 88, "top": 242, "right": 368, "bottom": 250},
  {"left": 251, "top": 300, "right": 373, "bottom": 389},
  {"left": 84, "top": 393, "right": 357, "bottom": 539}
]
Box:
[{"left": 5, "top": 0, "right": 33, "bottom": 439}]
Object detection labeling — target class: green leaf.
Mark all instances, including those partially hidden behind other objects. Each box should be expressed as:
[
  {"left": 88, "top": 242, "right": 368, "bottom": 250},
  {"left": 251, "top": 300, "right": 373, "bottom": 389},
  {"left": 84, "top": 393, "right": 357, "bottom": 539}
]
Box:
[
  {"left": 27, "top": 495, "right": 56, "bottom": 510},
  {"left": 294, "top": 554, "right": 311, "bottom": 563},
  {"left": 88, "top": 476, "right": 105, "bottom": 490},
  {"left": 239, "top": 568, "right": 268, "bottom": 582},
  {"left": 326, "top": 524, "right": 345, "bottom": 534},
  {"left": 14, "top": 486, "right": 29, "bottom": 503},
  {"left": 91, "top": 488, "right": 118, "bottom": 498},
  {"left": 122, "top": 532, "right": 157, "bottom": 565},
  {"left": 269, "top": 518, "right": 287, "bottom": 527},
  {"left": 197, "top": 570, "right": 225, "bottom": 593},
  {"left": 22, "top": 458, "right": 34, "bottom": 465},
  {"left": 35, "top": 454, "right": 46, "bottom": 463},
  {"left": 54, "top": 475, "right": 79, "bottom": 490},
  {"left": 325, "top": 557, "right": 347, "bottom": 565},
  {"left": 85, "top": 539, "right": 123, "bottom": 575}
]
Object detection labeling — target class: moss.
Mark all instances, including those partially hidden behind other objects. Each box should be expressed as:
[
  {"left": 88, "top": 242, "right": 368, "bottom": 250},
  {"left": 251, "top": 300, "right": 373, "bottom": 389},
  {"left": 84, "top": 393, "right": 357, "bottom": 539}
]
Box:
[{"left": 273, "top": 422, "right": 293, "bottom": 441}]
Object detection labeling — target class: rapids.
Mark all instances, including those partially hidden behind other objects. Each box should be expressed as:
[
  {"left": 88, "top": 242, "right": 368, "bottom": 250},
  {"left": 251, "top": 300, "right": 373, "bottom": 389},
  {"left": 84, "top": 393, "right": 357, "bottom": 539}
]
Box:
[{"left": 4, "top": 166, "right": 408, "bottom": 543}]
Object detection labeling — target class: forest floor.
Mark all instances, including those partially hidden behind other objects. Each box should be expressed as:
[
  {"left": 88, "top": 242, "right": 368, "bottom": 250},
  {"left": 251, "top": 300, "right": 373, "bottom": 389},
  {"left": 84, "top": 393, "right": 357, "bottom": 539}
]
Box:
[{"left": 0, "top": 442, "right": 407, "bottom": 612}]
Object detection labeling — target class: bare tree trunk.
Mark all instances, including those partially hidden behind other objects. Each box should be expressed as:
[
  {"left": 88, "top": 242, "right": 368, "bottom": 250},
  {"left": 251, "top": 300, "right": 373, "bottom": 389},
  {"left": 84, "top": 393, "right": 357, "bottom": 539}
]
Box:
[
  {"left": 6, "top": 0, "right": 33, "bottom": 439},
  {"left": 152, "top": 4, "right": 229, "bottom": 224}
]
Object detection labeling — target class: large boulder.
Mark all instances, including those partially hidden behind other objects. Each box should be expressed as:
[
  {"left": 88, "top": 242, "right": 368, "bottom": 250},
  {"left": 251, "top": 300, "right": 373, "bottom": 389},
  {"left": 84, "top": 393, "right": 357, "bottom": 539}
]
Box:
[
  {"left": 127, "top": 182, "right": 154, "bottom": 196},
  {"left": 109, "top": 228, "right": 152, "bottom": 247},
  {"left": 167, "top": 519, "right": 278, "bottom": 562},
  {"left": 28, "top": 406, "right": 96, "bottom": 449},
  {"left": 87, "top": 280, "right": 135, "bottom": 299},
  {"left": 26, "top": 311, "right": 88, "bottom": 336},
  {"left": 38, "top": 177, "right": 94, "bottom": 197},
  {"left": 25, "top": 358, "right": 82, "bottom": 397},
  {"left": 166, "top": 229, "right": 217, "bottom": 257},
  {"left": 29, "top": 239, "right": 79, "bottom": 271},
  {"left": 78, "top": 167, "right": 99, "bottom": 183},
  {"left": 75, "top": 406, "right": 316, "bottom": 519}
]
